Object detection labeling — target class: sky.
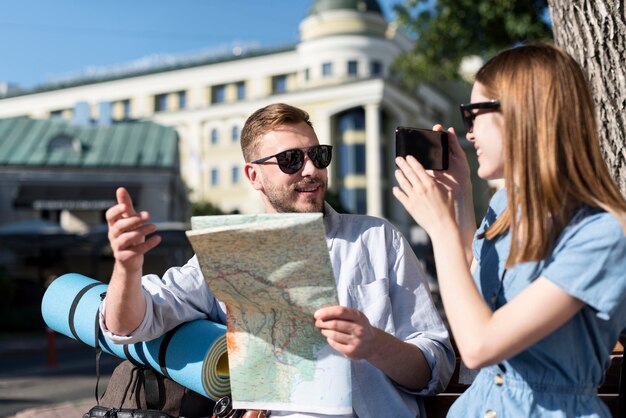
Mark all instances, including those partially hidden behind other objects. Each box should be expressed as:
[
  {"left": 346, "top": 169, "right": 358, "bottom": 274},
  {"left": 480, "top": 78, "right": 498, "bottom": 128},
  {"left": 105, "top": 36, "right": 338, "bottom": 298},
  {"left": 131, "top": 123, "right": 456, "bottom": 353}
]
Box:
[{"left": 0, "top": 0, "right": 399, "bottom": 90}]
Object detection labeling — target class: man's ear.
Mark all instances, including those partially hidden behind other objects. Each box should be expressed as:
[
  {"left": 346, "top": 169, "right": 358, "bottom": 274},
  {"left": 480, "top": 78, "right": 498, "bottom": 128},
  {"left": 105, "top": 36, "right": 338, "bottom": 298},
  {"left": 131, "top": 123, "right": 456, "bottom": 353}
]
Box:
[{"left": 244, "top": 163, "right": 264, "bottom": 191}]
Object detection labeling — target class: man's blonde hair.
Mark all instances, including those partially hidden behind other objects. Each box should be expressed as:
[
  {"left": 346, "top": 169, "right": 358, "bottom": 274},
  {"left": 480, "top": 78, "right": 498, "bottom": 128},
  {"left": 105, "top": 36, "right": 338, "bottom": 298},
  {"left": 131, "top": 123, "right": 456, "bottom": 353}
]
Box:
[{"left": 240, "top": 103, "right": 313, "bottom": 162}]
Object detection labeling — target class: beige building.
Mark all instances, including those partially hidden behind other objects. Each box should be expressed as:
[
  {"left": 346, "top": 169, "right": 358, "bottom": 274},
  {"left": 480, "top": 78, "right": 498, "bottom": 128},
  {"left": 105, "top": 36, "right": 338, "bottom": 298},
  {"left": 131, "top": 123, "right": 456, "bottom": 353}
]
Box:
[{"left": 0, "top": 0, "right": 457, "bottom": 234}]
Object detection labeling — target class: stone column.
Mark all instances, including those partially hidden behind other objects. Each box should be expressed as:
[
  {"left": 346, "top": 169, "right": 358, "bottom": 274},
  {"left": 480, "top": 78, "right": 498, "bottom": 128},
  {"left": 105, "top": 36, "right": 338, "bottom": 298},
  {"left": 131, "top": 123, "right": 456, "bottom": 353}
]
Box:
[{"left": 365, "top": 103, "right": 382, "bottom": 217}]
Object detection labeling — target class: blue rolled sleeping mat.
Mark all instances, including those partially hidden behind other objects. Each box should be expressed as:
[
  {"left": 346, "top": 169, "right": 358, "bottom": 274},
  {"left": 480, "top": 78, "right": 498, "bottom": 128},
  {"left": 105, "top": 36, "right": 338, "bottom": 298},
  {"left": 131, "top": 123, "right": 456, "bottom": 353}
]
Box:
[{"left": 41, "top": 273, "right": 230, "bottom": 400}]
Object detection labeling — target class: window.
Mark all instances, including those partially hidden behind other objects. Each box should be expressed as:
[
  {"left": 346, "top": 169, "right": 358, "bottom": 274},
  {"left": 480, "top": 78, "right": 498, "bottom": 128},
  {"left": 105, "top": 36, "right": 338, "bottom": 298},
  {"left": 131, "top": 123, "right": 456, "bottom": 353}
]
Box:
[
  {"left": 355, "top": 189, "right": 367, "bottom": 214},
  {"left": 339, "top": 143, "right": 366, "bottom": 176},
  {"left": 50, "top": 110, "right": 64, "bottom": 119},
  {"left": 338, "top": 110, "right": 365, "bottom": 132},
  {"left": 339, "top": 188, "right": 367, "bottom": 215},
  {"left": 232, "top": 166, "right": 240, "bottom": 184},
  {"left": 154, "top": 94, "right": 167, "bottom": 112},
  {"left": 236, "top": 82, "right": 245, "bottom": 100},
  {"left": 211, "top": 128, "right": 219, "bottom": 145},
  {"left": 211, "top": 85, "right": 226, "bottom": 103},
  {"left": 304, "top": 68, "right": 310, "bottom": 81},
  {"left": 122, "top": 99, "right": 131, "bottom": 119},
  {"left": 211, "top": 168, "right": 219, "bottom": 186},
  {"left": 48, "top": 134, "right": 81, "bottom": 153},
  {"left": 370, "top": 60, "right": 383, "bottom": 76},
  {"left": 178, "top": 91, "right": 187, "bottom": 109},
  {"left": 322, "top": 62, "right": 333, "bottom": 77},
  {"left": 347, "top": 60, "right": 358, "bottom": 76},
  {"left": 272, "top": 75, "right": 287, "bottom": 94},
  {"left": 231, "top": 126, "right": 239, "bottom": 142}
]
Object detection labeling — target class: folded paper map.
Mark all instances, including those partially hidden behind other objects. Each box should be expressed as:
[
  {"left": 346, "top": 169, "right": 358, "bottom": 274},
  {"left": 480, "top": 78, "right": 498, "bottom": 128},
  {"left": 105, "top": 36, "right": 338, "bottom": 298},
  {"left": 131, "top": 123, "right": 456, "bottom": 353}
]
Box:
[{"left": 186, "top": 213, "right": 352, "bottom": 415}]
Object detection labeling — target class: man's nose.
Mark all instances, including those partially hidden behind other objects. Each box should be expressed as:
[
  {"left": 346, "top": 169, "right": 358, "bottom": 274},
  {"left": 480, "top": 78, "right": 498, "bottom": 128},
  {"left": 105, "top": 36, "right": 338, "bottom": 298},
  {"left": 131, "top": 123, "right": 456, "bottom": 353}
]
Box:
[{"left": 300, "top": 155, "right": 319, "bottom": 176}]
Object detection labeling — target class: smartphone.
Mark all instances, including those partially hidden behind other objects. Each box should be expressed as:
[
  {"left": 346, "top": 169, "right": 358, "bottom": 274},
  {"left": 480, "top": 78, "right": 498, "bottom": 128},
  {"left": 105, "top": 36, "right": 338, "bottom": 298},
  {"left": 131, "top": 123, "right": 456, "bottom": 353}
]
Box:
[{"left": 395, "top": 126, "right": 449, "bottom": 170}]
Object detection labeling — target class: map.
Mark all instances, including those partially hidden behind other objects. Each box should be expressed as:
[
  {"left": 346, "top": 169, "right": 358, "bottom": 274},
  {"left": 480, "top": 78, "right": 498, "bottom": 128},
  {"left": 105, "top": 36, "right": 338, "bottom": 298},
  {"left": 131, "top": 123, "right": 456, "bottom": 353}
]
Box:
[{"left": 186, "top": 213, "right": 352, "bottom": 415}]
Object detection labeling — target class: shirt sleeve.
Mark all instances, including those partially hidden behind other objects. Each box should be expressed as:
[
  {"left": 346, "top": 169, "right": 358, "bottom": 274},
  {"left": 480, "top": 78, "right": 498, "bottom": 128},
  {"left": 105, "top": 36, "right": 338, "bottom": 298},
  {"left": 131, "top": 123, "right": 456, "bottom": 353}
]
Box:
[
  {"left": 541, "top": 211, "right": 626, "bottom": 320},
  {"left": 390, "top": 229, "right": 456, "bottom": 395},
  {"left": 100, "top": 255, "right": 227, "bottom": 344}
]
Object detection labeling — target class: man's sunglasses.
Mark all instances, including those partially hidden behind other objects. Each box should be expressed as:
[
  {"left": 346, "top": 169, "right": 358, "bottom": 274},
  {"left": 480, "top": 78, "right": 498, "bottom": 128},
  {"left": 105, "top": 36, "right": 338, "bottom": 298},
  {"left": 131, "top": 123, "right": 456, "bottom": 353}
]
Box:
[
  {"left": 459, "top": 100, "right": 500, "bottom": 133},
  {"left": 250, "top": 145, "right": 333, "bottom": 174}
]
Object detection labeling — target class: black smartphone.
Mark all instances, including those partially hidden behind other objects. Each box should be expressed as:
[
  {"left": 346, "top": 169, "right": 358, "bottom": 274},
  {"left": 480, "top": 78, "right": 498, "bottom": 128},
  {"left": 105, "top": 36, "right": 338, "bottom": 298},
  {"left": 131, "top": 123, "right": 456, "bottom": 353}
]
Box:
[{"left": 395, "top": 126, "right": 449, "bottom": 170}]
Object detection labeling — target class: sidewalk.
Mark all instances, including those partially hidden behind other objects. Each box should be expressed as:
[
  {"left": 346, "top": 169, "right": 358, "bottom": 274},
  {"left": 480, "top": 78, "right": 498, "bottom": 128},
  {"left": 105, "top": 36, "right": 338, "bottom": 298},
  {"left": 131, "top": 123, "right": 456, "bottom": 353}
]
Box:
[
  {"left": 0, "top": 332, "right": 106, "bottom": 418},
  {"left": 0, "top": 330, "right": 83, "bottom": 356},
  {"left": 8, "top": 398, "right": 94, "bottom": 418}
]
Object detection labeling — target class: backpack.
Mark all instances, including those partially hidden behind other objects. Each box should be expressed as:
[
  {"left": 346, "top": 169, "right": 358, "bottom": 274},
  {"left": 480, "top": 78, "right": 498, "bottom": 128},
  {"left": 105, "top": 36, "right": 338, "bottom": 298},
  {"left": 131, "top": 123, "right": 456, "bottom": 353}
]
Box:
[
  {"left": 83, "top": 302, "right": 216, "bottom": 418},
  {"left": 83, "top": 359, "right": 216, "bottom": 418}
]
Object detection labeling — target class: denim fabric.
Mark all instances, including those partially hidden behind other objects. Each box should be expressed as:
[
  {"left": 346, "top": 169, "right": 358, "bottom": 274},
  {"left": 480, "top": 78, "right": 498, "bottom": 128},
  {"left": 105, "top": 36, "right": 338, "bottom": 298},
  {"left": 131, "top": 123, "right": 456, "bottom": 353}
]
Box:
[{"left": 449, "top": 188, "right": 626, "bottom": 417}]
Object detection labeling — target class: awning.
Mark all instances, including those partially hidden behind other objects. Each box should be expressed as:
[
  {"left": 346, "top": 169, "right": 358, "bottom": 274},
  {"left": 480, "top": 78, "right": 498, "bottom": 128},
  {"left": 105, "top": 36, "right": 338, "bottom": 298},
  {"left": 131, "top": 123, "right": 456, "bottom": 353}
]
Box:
[
  {"left": 13, "top": 185, "right": 139, "bottom": 210},
  {"left": 0, "top": 219, "right": 80, "bottom": 250}
]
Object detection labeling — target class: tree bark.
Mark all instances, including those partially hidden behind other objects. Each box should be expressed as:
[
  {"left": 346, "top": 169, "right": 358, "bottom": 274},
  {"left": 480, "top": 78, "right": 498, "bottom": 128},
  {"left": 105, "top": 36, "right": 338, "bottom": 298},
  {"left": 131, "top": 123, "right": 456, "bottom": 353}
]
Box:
[{"left": 548, "top": 0, "right": 626, "bottom": 194}]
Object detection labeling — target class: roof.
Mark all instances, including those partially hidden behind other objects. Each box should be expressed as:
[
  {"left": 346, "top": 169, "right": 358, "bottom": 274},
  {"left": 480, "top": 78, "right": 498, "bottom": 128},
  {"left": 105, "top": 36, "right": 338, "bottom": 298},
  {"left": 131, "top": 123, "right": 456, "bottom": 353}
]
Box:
[
  {"left": 0, "top": 116, "right": 179, "bottom": 169},
  {"left": 1, "top": 45, "right": 295, "bottom": 99},
  {"left": 309, "top": 0, "right": 383, "bottom": 15}
]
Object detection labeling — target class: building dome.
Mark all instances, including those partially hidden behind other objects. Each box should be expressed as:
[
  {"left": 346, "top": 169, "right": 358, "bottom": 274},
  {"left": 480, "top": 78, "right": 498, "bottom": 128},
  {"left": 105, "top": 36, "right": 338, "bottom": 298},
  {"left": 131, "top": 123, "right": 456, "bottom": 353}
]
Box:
[
  {"left": 300, "top": 0, "right": 388, "bottom": 43},
  {"left": 297, "top": 0, "right": 403, "bottom": 90},
  {"left": 308, "top": 0, "right": 384, "bottom": 15}
]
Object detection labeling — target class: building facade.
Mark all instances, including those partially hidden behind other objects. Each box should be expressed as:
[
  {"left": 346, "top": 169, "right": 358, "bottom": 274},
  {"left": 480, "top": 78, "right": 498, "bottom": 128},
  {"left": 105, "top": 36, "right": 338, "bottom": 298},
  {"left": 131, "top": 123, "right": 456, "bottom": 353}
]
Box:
[
  {"left": 0, "top": 0, "right": 456, "bottom": 234},
  {"left": 0, "top": 115, "right": 191, "bottom": 294}
]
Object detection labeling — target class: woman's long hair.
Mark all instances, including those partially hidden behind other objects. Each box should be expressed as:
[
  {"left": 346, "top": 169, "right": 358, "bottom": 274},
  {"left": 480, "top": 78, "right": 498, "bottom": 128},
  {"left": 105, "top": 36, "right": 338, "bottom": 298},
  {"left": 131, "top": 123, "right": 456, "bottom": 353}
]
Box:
[{"left": 478, "top": 42, "right": 626, "bottom": 266}]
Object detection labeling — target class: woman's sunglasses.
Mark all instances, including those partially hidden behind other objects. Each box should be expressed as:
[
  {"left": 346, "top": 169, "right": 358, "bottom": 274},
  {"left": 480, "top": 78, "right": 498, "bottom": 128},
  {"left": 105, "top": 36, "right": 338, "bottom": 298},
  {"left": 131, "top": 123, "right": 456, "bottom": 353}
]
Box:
[
  {"left": 251, "top": 145, "right": 333, "bottom": 174},
  {"left": 459, "top": 100, "right": 500, "bottom": 133}
]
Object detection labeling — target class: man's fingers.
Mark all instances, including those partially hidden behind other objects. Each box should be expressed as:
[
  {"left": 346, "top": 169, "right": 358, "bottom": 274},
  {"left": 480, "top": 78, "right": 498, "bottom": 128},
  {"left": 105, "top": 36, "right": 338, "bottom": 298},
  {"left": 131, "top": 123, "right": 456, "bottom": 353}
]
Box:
[
  {"left": 139, "top": 234, "right": 162, "bottom": 253},
  {"left": 113, "top": 224, "right": 158, "bottom": 249},
  {"left": 320, "top": 328, "right": 352, "bottom": 344},
  {"left": 314, "top": 305, "right": 358, "bottom": 322},
  {"left": 108, "top": 214, "right": 152, "bottom": 239},
  {"left": 106, "top": 204, "right": 126, "bottom": 226},
  {"left": 116, "top": 187, "right": 137, "bottom": 216},
  {"left": 115, "top": 235, "right": 162, "bottom": 262}
]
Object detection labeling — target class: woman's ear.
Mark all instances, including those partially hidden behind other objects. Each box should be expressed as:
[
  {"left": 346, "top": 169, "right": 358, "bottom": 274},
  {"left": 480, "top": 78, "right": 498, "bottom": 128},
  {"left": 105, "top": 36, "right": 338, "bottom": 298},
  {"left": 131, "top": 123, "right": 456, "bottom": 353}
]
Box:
[{"left": 244, "top": 163, "right": 264, "bottom": 191}]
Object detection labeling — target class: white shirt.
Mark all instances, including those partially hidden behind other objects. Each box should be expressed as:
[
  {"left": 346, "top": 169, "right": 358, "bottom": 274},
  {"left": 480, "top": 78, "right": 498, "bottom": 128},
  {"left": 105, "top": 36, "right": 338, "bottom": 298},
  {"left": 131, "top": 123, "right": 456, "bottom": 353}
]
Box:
[{"left": 102, "top": 203, "right": 455, "bottom": 418}]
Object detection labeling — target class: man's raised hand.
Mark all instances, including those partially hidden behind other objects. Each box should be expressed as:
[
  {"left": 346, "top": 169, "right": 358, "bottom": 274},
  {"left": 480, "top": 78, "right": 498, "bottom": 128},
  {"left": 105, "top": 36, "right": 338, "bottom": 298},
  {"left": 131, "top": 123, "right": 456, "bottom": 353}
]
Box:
[{"left": 105, "top": 187, "right": 161, "bottom": 273}]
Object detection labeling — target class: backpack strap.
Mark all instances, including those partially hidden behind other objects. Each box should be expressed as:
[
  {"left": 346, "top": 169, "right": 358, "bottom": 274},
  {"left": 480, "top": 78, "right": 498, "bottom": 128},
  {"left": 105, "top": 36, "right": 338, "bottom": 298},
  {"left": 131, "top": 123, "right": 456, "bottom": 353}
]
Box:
[
  {"left": 142, "top": 367, "right": 161, "bottom": 410},
  {"left": 93, "top": 292, "right": 107, "bottom": 405}
]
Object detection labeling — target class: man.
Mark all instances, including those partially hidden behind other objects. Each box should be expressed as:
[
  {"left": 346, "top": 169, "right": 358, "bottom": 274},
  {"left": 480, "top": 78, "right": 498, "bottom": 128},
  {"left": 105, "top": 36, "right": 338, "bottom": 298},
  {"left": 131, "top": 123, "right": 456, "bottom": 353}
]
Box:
[{"left": 101, "top": 103, "right": 454, "bottom": 418}]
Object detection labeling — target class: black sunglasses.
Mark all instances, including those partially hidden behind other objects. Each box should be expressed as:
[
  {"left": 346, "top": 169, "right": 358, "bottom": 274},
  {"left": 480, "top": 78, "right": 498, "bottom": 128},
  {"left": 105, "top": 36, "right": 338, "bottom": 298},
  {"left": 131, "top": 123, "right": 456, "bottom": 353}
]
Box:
[
  {"left": 251, "top": 145, "right": 333, "bottom": 174},
  {"left": 459, "top": 100, "right": 500, "bottom": 133}
]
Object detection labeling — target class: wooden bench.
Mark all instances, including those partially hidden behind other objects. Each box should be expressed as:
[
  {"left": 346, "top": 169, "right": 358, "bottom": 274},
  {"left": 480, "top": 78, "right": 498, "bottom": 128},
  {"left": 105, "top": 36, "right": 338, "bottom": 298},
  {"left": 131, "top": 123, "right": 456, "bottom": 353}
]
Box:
[{"left": 423, "top": 336, "right": 626, "bottom": 418}]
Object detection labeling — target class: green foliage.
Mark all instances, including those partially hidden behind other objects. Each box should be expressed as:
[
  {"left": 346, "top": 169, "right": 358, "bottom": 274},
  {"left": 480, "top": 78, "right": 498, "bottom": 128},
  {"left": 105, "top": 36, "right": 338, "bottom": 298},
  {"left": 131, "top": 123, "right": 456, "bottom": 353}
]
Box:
[
  {"left": 391, "top": 0, "right": 553, "bottom": 87},
  {"left": 191, "top": 200, "right": 226, "bottom": 216}
]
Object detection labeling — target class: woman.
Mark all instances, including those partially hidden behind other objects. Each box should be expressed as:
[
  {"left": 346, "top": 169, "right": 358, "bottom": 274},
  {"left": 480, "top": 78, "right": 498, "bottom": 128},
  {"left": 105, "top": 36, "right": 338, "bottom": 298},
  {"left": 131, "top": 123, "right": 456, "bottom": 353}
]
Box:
[{"left": 393, "top": 42, "right": 626, "bottom": 417}]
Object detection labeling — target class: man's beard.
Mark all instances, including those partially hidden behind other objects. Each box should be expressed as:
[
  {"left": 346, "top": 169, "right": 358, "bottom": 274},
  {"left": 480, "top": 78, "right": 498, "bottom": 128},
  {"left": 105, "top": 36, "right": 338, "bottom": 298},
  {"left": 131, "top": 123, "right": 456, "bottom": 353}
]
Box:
[{"left": 264, "top": 178, "right": 326, "bottom": 213}]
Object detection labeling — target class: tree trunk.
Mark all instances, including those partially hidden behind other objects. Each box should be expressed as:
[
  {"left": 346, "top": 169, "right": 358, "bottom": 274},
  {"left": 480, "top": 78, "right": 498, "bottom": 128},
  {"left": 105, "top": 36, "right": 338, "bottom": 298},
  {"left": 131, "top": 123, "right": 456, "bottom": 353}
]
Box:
[{"left": 548, "top": 0, "right": 626, "bottom": 194}]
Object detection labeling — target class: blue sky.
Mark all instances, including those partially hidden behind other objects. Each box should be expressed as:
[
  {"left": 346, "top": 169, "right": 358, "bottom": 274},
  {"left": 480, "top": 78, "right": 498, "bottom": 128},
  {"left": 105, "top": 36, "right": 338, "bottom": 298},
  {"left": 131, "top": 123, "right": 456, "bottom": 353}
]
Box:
[{"left": 0, "top": 0, "right": 399, "bottom": 90}]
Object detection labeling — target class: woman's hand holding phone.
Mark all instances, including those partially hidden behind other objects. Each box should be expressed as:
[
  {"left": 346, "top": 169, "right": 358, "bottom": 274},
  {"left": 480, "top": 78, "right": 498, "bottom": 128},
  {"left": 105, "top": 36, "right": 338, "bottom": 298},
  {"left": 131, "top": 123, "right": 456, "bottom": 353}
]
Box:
[
  {"left": 393, "top": 153, "right": 456, "bottom": 238},
  {"left": 394, "top": 125, "right": 476, "bottom": 264}
]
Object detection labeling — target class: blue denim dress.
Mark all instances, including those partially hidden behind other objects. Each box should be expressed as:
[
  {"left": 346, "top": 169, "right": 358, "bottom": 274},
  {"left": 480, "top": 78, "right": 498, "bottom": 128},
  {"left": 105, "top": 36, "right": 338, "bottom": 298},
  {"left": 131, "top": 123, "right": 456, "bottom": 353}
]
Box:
[{"left": 448, "top": 189, "right": 626, "bottom": 418}]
